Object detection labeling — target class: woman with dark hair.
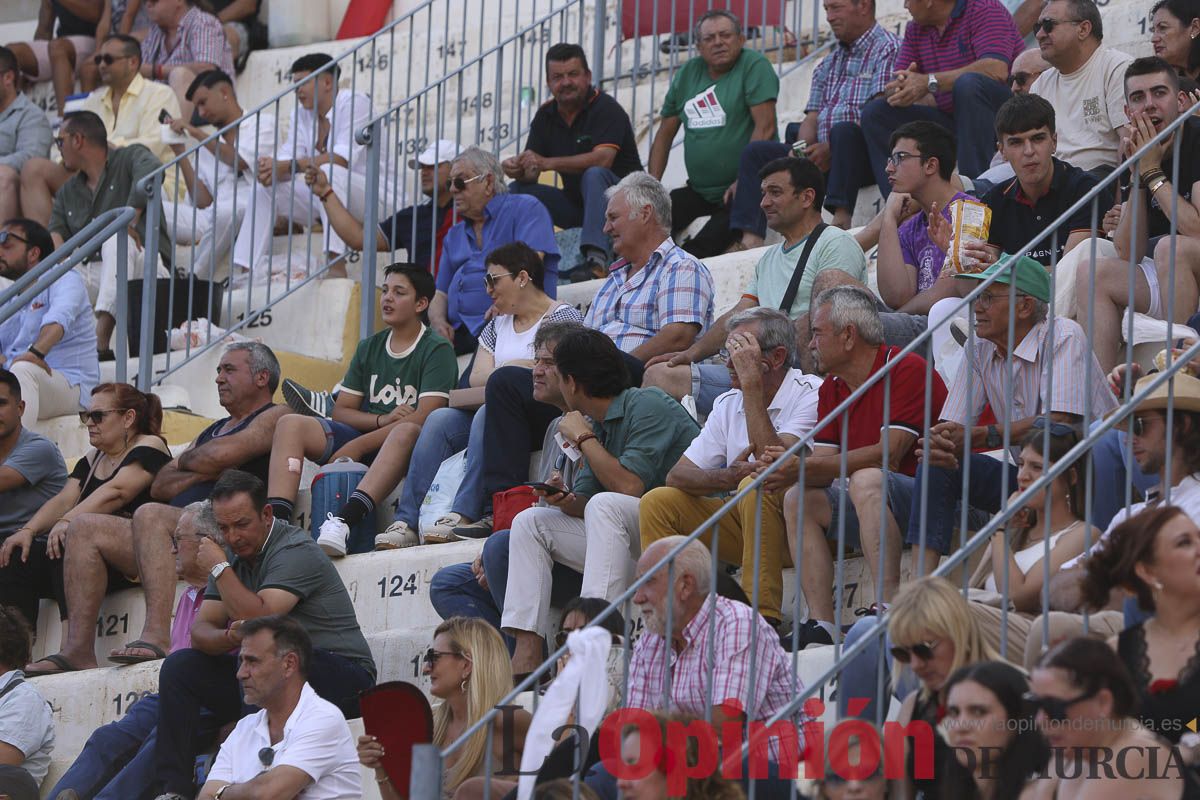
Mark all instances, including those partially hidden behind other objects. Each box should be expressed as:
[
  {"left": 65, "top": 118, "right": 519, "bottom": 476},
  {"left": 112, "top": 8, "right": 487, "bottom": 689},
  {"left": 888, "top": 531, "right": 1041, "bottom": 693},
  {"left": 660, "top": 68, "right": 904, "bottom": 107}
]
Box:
[
  {"left": 0, "top": 606, "right": 54, "bottom": 800},
  {"left": 1152, "top": 0, "right": 1200, "bottom": 82},
  {"left": 1027, "top": 637, "right": 1185, "bottom": 799},
  {"left": 0, "top": 382, "right": 170, "bottom": 672},
  {"left": 1081, "top": 505, "right": 1200, "bottom": 767},
  {"left": 614, "top": 712, "right": 745, "bottom": 800},
  {"left": 942, "top": 661, "right": 1049, "bottom": 800}
]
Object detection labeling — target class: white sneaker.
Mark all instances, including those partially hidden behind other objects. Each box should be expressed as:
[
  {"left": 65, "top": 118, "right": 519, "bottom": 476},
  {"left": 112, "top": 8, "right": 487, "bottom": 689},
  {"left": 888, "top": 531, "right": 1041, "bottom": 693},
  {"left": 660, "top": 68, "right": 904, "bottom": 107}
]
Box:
[
  {"left": 423, "top": 513, "right": 465, "bottom": 544},
  {"left": 375, "top": 520, "right": 418, "bottom": 550},
  {"left": 316, "top": 513, "right": 349, "bottom": 558}
]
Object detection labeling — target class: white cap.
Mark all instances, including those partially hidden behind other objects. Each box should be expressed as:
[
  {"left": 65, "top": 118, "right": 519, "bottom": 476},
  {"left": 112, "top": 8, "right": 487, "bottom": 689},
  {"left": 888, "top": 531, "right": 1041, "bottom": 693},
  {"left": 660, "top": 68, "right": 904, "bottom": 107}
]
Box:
[{"left": 408, "top": 139, "right": 462, "bottom": 169}]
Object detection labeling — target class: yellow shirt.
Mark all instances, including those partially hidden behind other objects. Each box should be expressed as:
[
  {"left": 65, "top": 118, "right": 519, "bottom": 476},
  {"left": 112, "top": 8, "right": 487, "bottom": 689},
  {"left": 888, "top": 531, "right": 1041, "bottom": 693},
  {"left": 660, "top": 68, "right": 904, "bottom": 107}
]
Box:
[{"left": 82, "top": 74, "right": 183, "bottom": 199}]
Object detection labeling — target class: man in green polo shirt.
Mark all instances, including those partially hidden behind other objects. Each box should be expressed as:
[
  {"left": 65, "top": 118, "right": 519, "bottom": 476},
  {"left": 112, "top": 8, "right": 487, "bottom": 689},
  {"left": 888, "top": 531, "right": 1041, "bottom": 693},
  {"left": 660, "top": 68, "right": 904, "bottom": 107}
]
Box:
[
  {"left": 502, "top": 328, "right": 700, "bottom": 674},
  {"left": 48, "top": 110, "right": 172, "bottom": 358},
  {"left": 647, "top": 9, "right": 779, "bottom": 258}
]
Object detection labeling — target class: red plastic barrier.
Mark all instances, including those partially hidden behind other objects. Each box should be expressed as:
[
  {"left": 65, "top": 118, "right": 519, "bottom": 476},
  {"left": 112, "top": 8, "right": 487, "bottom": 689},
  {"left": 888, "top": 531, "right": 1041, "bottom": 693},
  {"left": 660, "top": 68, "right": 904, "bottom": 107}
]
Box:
[{"left": 337, "top": 0, "right": 393, "bottom": 39}]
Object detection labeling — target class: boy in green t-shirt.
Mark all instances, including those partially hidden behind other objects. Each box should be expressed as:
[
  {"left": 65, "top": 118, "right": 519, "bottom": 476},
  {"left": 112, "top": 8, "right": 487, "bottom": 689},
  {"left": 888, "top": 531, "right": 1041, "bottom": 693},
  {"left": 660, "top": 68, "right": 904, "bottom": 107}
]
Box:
[{"left": 265, "top": 264, "right": 458, "bottom": 555}]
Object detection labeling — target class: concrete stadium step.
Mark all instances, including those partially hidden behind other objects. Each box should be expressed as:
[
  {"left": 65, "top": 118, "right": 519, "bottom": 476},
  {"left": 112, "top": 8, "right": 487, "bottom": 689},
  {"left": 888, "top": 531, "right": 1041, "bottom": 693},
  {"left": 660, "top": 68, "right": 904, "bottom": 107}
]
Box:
[{"left": 28, "top": 391, "right": 208, "bottom": 463}]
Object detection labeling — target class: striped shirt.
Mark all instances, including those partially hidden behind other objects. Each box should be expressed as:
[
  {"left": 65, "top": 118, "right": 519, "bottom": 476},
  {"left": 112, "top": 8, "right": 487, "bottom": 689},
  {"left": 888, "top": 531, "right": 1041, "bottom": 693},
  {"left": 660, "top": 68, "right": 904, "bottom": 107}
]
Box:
[
  {"left": 626, "top": 595, "right": 811, "bottom": 756},
  {"left": 142, "top": 6, "right": 235, "bottom": 79},
  {"left": 805, "top": 24, "right": 900, "bottom": 143},
  {"left": 941, "top": 317, "right": 1117, "bottom": 442},
  {"left": 895, "top": 0, "right": 1024, "bottom": 114},
  {"left": 584, "top": 238, "right": 715, "bottom": 353}
]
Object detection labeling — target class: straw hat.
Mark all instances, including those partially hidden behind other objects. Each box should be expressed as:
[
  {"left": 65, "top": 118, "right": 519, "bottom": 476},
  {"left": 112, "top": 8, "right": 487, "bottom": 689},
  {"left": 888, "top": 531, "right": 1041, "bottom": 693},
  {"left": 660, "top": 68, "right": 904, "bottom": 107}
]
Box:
[{"left": 1127, "top": 372, "right": 1200, "bottom": 415}]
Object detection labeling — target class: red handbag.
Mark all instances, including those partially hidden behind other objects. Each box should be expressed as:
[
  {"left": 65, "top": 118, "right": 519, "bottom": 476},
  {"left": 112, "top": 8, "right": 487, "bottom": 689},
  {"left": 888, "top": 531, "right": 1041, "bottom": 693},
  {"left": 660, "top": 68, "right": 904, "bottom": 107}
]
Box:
[{"left": 492, "top": 485, "right": 538, "bottom": 531}]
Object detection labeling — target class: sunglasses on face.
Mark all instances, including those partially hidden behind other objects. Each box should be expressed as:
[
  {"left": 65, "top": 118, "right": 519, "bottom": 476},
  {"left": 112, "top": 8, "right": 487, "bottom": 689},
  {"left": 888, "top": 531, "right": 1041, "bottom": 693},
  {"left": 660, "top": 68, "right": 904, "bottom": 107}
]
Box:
[
  {"left": 93, "top": 53, "right": 127, "bottom": 66},
  {"left": 79, "top": 408, "right": 127, "bottom": 425},
  {"left": 450, "top": 174, "right": 485, "bottom": 191},
  {"left": 1035, "top": 17, "right": 1081, "bottom": 34},
  {"left": 1023, "top": 688, "right": 1098, "bottom": 721},
  {"left": 0, "top": 231, "right": 27, "bottom": 246},
  {"left": 1009, "top": 71, "right": 1036, "bottom": 88},
  {"left": 422, "top": 648, "right": 461, "bottom": 665},
  {"left": 483, "top": 271, "right": 515, "bottom": 290},
  {"left": 1132, "top": 414, "right": 1161, "bottom": 437},
  {"left": 53, "top": 136, "right": 65, "bottom": 150},
  {"left": 889, "top": 639, "right": 940, "bottom": 663}
]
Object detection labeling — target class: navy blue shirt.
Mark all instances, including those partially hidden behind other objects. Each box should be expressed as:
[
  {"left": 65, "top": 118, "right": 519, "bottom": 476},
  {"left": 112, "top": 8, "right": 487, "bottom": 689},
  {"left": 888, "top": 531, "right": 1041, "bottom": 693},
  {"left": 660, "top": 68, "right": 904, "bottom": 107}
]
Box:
[{"left": 379, "top": 200, "right": 452, "bottom": 272}]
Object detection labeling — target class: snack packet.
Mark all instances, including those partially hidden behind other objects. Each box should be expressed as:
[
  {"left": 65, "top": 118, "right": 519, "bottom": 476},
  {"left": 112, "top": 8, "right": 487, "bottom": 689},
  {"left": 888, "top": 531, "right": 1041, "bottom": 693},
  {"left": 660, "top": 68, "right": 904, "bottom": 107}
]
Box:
[{"left": 946, "top": 198, "right": 992, "bottom": 274}]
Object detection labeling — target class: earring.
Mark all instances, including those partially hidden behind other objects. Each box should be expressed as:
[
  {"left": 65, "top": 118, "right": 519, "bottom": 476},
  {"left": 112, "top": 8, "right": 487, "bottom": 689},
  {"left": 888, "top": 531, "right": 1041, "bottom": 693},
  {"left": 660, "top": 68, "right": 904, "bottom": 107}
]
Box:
[
  {"left": 1154, "top": 579, "right": 1165, "bottom": 591},
  {"left": 460, "top": 678, "right": 468, "bottom": 693}
]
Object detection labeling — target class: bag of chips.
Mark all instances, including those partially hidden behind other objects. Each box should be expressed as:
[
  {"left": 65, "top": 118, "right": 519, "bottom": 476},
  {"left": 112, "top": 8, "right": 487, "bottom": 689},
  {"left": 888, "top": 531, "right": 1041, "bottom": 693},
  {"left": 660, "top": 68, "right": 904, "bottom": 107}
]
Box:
[{"left": 946, "top": 198, "right": 992, "bottom": 274}]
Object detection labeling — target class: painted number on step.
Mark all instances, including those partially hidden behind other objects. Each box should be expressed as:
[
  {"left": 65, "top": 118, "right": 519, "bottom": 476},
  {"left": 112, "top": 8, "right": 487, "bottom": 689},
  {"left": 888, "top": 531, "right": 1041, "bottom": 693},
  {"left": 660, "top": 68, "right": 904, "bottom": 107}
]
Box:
[
  {"left": 96, "top": 613, "right": 130, "bottom": 638},
  {"left": 460, "top": 93, "right": 493, "bottom": 114},
  {"left": 378, "top": 573, "right": 419, "bottom": 598},
  {"left": 410, "top": 652, "right": 422, "bottom": 678},
  {"left": 438, "top": 40, "right": 467, "bottom": 59},
  {"left": 356, "top": 53, "right": 390, "bottom": 73},
  {"left": 112, "top": 690, "right": 152, "bottom": 715},
  {"left": 1138, "top": 15, "right": 1148, "bottom": 33},
  {"left": 483, "top": 124, "right": 511, "bottom": 143},
  {"left": 234, "top": 310, "right": 273, "bottom": 329}
]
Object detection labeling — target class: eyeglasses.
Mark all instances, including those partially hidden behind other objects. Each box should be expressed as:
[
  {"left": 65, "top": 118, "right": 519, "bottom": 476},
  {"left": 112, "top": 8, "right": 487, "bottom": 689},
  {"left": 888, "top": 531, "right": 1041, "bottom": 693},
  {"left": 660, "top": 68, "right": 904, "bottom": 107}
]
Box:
[
  {"left": 889, "top": 639, "right": 941, "bottom": 663},
  {"left": 886, "top": 150, "right": 926, "bottom": 168},
  {"left": 1035, "top": 17, "right": 1082, "bottom": 34},
  {"left": 0, "top": 231, "right": 28, "bottom": 246},
  {"left": 53, "top": 136, "right": 65, "bottom": 150},
  {"left": 971, "top": 289, "right": 1031, "bottom": 310},
  {"left": 1132, "top": 414, "right": 1161, "bottom": 437},
  {"left": 1032, "top": 417, "right": 1080, "bottom": 439},
  {"left": 422, "top": 648, "right": 462, "bottom": 665},
  {"left": 1009, "top": 71, "right": 1038, "bottom": 89},
  {"left": 450, "top": 174, "right": 486, "bottom": 191},
  {"left": 93, "top": 53, "right": 128, "bottom": 66},
  {"left": 79, "top": 408, "right": 127, "bottom": 425},
  {"left": 170, "top": 531, "right": 203, "bottom": 548},
  {"left": 1023, "top": 688, "right": 1098, "bottom": 721},
  {"left": 258, "top": 746, "right": 275, "bottom": 767},
  {"left": 483, "top": 271, "right": 515, "bottom": 290}
]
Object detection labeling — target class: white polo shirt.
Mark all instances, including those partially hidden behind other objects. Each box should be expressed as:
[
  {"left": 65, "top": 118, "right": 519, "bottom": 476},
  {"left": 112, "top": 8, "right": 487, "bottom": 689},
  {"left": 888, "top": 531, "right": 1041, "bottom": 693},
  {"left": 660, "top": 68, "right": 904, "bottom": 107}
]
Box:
[
  {"left": 682, "top": 367, "right": 823, "bottom": 467},
  {"left": 0, "top": 670, "right": 54, "bottom": 784},
  {"left": 1062, "top": 473, "right": 1200, "bottom": 570},
  {"left": 206, "top": 682, "right": 359, "bottom": 798}
]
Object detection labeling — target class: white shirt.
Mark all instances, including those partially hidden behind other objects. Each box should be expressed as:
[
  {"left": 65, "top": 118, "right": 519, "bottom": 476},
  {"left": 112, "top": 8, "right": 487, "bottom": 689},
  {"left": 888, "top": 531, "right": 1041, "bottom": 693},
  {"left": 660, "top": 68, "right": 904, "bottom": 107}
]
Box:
[
  {"left": 0, "top": 670, "right": 54, "bottom": 784},
  {"left": 1031, "top": 46, "right": 1133, "bottom": 171},
  {"left": 682, "top": 368, "right": 822, "bottom": 468},
  {"left": 191, "top": 112, "right": 278, "bottom": 197},
  {"left": 1062, "top": 473, "right": 1200, "bottom": 569},
  {"left": 278, "top": 89, "right": 373, "bottom": 175},
  {"left": 206, "top": 682, "right": 359, "bottom": 799}
]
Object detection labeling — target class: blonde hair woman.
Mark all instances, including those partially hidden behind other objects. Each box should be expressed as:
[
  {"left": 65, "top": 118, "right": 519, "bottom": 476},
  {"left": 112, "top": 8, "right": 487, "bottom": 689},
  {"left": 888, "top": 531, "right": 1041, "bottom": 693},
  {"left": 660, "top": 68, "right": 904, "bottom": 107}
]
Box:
[{"left": 359, "top": 616, "right": 531, "bottom": 799}]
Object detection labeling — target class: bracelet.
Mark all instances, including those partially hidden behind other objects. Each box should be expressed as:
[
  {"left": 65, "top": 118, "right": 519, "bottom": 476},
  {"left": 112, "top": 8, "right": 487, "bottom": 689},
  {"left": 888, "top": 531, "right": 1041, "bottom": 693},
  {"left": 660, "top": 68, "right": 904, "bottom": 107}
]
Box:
[
  {"left": 1147, "top": 176, "right": 1169, "bottom": 196},
  {"left": 318, "top": 188, "right": 334, "bottom": 203},
  {"left": 574, "top": 432, "right": 597, "bottom": 447},
  {"left": 375, "top": 774, "right": 392, "bottom": 784},
  {"left": 1140, "top": 169, "right": 1166, "bottom": 185},
  {"left": 376, "top": 414, "right": 383, "bottom": 429}
]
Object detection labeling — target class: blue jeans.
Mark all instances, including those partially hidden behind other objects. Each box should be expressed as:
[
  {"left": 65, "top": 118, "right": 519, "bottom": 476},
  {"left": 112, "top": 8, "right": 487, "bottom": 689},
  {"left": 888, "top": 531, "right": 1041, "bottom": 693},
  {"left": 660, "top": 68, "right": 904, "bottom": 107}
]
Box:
[
  {"left": 1088, "top": 424, "right": 1157, "bottom": 531},
  {"left": 729, "top": 140, "right": 790, "bottom": 238},
  {"left": 907, "top": 453, "right": 1018, "bottom": 555},
  {"left": 394, "top": 406, "right": 488, "bottom": 528},
  {"left": 861, "top": 73, "right": 1012, "bottom": 194},
  {"left": 825, "top": 120, "right": 875, "bottom": 213},
  {"left": 837, "top": 616, "right": 921, "bottom": 721},
  {"left": 510, "top": 166, "right": 620, "bottom": 256}
]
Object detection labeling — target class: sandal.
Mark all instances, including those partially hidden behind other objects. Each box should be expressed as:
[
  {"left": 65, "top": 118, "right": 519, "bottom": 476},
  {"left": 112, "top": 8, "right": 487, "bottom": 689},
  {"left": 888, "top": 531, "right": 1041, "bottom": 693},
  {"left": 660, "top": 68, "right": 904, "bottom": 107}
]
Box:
[
  {"left": 24, "top": 653, "right": 84, "bottom": 676},
  {"left": 109, "top": 639, "right": 168, "bottom": 665}
]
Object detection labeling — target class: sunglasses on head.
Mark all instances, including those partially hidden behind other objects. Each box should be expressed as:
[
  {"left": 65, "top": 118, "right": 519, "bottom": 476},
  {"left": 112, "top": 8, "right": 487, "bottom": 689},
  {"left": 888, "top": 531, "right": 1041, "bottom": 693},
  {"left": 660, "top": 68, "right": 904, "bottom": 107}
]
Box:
[
  {"left": 79, "top": 408, "right": 127, "bottom": 425},
  {"left": 0, "top": 231, "right": 27, "bottom": 246},
  {"left": 1023, "top": 687, "right": 1098, "bottom": 721},
  {"left": 422, "top": 647, "right": 461, "bottom": 665},
  {"left": 1032, "top": 417, "right": 1080, "bottom": 439},
  {"left": 1035, "top": 17, "right": 1081, "bottom": 34},
  {"left": 450, "top": 174, "right": 485, "bottom": 191},
  {"left": 889, "top": 639, "right": 940, "bottom": 663}
]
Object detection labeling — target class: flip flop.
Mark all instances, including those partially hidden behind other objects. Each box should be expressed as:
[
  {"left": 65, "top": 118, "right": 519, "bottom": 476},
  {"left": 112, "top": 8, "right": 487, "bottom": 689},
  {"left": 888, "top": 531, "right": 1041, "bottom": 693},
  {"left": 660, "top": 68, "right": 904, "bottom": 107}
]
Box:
[
  {"left": 108, "top": 640, "right": 168, "bottom": 665},
  {"left": 24, "top": 653, "right": 83, "bottom": 676}
]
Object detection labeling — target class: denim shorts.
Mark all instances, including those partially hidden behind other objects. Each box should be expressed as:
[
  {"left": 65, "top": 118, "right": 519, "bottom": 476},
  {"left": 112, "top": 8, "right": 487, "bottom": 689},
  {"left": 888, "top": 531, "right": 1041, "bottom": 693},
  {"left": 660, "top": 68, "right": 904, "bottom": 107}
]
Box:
[
  {"left": 318, "top": 418, "right": 366, "bottom": 463},
  {"left": 690, "top": 363, "right": 734, "bottom": 418},
  {"left": 824, "top": 471, "right": 916, "bottom": 551}
]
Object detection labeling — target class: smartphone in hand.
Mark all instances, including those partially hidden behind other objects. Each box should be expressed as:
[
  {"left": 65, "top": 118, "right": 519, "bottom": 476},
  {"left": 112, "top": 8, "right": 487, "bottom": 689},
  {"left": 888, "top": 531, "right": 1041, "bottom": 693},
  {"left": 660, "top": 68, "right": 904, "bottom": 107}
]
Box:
[{"left": 524, "top": 482, "right": 567, "bottom": 496}]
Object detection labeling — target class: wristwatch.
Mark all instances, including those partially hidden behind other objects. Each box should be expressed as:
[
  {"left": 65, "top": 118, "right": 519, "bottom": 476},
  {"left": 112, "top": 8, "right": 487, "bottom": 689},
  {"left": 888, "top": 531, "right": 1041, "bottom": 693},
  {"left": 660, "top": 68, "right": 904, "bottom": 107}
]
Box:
[
  {"left": 210, "top": 561, "right": 231, "bottom": 580},
  {"left": 985, "top": 424, "right": 1001, "bottom": 449},
  {"left": 27, "top": 345, "right": 45, "bottom": 360},
  {"left": 927, "top": 74, "right": 940, "bottom": 95},
  {"left": 215, "top": 785, "right": 233, "bottom": 799}
]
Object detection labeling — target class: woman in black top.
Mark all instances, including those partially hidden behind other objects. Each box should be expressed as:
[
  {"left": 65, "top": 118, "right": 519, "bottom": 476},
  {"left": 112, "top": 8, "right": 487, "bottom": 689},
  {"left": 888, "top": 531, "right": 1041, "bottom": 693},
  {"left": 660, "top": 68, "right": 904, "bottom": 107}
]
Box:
[{"left": 0, "top": 383, "right": 170, "bottom": 670}]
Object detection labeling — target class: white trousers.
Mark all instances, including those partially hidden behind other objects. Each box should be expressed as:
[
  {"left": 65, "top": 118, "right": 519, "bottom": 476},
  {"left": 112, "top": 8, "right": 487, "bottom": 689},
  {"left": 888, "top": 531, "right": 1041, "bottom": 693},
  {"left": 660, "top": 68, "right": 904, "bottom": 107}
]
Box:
[
  {"left": 163, "top": 186, "right": 249, "bottom": 281},
  {"left": 9, "top": 360, "right": 82, "bottom": 425},
  {"left": 78, "top": 238, "right": 170, "bottom": 316},
  {"left": 501, "top": 492, "right": 642, "bottom": 635}
]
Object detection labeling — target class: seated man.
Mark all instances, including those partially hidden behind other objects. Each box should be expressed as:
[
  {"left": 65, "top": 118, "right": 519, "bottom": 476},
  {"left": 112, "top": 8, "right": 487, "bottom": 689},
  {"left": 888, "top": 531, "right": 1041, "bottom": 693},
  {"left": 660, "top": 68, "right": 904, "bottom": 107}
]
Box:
[
  {"left": 640, "top": 307, "right": 820, "bottom": 626},
  {"left": 503, "top": 42, "right": 641, "bottom": 279},
  {"left": 729, "top": 0, "right": 899, "bottom": 239},
  {"left": 1029, "top": 0, "right": 1132, "bottom": 175},
  {"left": 0, "top": 369, "right": 67, "bottom": 627},
  {"left": 0, "top": 47, "right": 52, "bottom": 225},
  {"left": 313, "top": 139, "right": 461, "bottom": 278},
  {"left": 48, "top": 111, "right": 172, "bottom": 357},
  {"left": 782, "top": 287, "right": 947, "bottom": 648},
  {"left": 5, "top": 0, "right": 99, "bottom": 115},
  {"left": 1078, "top": 57, "right": 1200, "bottom": 373},
  {"left": 162, "top": 68, "right": 275, "bottom": 278},
  {"left": 0, "top": 218, "right": 98, "bottom": 425},
  {"left": 139, "top": 0, "right": 233, "bottom": 122},
  {"left": 0, "top": 605, "right": 55, "bottom": 800},
  {"left": 152, "top": 470, "right": 375, "bottom": 800},
  {"left": 648, "top": 10, "right": 779, "bottom": 258},
  {"left": 266, "top": 264, "right": 457, "bottom": 556},
  {"left": 644, "top": 158, "right": 865, "bottom": 411},
  {"left": 208, "top": 0, "right": 263, "bottom": 71},
  {"left": 233, "top": 53, "right": 374, "bottom": 282},
  {"left": 20, "top": 33, "right": 181, "bottom": 227},
  {"left": 47, "top": 502, "right": 221, "bottom": 800},
  {"left": 504, "top": 328, "right": 699, "bottom": 673},
  {"left": 908, "top": 256, "right": 1116, "bottom": 575},
  {"left": 860, "top": 0, "right": 1023, "bottom": 191},
  {"left": 197, "top": 616, "right": 359, "bottom": 799},
  {"left": 103, "top": 342, "right": 287, "bottom": 662}
]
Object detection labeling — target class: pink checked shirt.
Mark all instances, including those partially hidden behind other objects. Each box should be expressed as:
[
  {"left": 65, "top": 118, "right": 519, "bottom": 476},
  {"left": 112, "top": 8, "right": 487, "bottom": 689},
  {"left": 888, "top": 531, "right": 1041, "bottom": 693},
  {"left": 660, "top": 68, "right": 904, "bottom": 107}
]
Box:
[{"left": 626, "top": 596, "right": 811, "bottom": 751}]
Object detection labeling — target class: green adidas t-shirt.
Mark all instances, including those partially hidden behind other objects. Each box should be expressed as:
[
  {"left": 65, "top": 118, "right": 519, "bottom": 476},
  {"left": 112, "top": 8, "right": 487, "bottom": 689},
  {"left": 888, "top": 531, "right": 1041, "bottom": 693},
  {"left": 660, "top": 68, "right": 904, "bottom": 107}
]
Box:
[
  {"left": 660, "top": 48, "right": 780, "bottom": 204},
  {"left": 340, "top": 325, "right": 457, "bottom": 415}
]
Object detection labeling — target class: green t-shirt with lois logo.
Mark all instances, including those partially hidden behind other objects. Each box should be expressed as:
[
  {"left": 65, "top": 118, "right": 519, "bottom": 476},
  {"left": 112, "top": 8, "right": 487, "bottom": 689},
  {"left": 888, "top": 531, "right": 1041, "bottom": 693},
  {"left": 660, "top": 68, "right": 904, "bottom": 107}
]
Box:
[{"left": 339, "top": 325, "right": 457, "bottom": 415}]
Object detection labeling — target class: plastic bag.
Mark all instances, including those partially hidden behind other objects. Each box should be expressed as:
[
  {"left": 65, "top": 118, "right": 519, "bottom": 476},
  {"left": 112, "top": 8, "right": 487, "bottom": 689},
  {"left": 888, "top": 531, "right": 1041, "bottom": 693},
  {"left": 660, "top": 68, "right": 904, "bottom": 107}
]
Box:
[{"left": 418, "top": 449, "right": 467, "bottom": 535}]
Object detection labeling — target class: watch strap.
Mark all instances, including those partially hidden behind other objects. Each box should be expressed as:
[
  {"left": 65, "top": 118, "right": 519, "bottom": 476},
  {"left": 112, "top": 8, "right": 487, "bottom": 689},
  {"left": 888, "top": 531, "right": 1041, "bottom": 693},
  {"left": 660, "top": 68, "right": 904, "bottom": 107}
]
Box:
[
  {"left": 27, "top": 345, "right": 45, "bottom": 360},
  {"left": 211, "top": 561, "right": 231, "bottom": 580}
]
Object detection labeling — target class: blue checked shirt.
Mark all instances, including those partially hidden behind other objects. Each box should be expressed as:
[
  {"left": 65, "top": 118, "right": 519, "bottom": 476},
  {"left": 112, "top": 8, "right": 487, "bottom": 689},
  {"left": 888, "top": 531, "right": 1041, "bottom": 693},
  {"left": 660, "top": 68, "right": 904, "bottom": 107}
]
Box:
[
  {"left": 584, "top": 237, "right": 715, "bottom": 352},
  {"left": 804, "top": 24, "right": 900, "bottom": 144}
]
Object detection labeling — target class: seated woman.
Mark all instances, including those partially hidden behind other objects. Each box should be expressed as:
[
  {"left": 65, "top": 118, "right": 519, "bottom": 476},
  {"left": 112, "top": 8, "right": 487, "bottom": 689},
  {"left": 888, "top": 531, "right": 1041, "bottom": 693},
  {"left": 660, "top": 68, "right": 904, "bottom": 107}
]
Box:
[
  {"left": 371, "top": 241, "right": 582, "bottom": 548},
  {"left": 0, "top": 383, "right": 170, "bottom": 674},
  {"left": 1082, "top": 505, "right": 1200, "bottom": 770},
  {"left": 614, "top": 712, "right": 746, "bottom": 800},
  {"left": 942, "top": 661, "right": 1049, "bottom": 800},
  {"left": 1026, "top": 637, "right": 1186, "bottom": 800},
  {"left": 358, "top": 616, "right": 531, "bottom": 799},
  {"left": 887, "top": 575, "right": 999, "bottom": 799}
]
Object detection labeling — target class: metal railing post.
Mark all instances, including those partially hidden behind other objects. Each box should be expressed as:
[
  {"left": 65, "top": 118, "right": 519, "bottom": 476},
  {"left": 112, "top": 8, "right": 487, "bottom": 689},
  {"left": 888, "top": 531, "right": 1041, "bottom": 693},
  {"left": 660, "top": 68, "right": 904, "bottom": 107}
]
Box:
[
  {"left": 359, "top": 118, "right": 383, "bottom": 341},
  {"left": 410, "top": 743, "right": 445, "bottom": 798},
  {"left": 139, "top": 175, "right": 163, "bottom": 390},
  {"left": 591, "top": 0, "right": 608, "bottom": 85},
  {"left": 115, "top": 226, "right": 129, "bottom": 384}
]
